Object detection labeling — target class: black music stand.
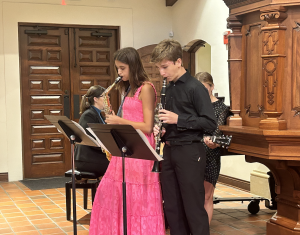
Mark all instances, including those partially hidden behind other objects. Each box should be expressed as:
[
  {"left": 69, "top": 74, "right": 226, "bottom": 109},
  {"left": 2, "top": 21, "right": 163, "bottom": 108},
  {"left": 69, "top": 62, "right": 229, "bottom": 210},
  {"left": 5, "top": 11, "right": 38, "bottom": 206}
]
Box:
[
  {"left": 88, "top": 124, "right": 162, "bottom": 235},
  {"left": 45, "top": 115, "right": 99, "bottom": 235}
]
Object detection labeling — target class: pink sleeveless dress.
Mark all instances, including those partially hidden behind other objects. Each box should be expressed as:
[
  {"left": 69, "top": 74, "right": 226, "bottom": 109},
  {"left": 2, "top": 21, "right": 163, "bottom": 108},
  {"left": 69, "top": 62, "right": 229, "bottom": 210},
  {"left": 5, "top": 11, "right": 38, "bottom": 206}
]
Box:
[{"left": 89, "top": 83, "right": 165, "bottom": 235}]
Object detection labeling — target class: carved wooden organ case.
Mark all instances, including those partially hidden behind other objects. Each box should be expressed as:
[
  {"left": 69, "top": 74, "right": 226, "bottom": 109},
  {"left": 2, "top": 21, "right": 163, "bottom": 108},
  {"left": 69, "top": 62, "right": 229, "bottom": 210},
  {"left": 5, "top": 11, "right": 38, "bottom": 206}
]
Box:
[{"left": 221, "top": 1, "right": 300, "bottom": 234}]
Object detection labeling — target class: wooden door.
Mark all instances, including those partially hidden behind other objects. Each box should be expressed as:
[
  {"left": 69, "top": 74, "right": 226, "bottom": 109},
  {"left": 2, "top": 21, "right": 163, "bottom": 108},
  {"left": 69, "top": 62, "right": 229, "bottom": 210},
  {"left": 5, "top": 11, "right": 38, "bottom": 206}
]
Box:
[
  {"left": 70, "top": 27, "right": 119, "bottom": 122},
  {"left": 19, "top": 24, "right": 119, "bottom": 178},
  {"left": 19, "top": 26, "right": 71, "bottom": 178},
  {"left": 137, "top": 44, "right": 163, "bottom": 99}
]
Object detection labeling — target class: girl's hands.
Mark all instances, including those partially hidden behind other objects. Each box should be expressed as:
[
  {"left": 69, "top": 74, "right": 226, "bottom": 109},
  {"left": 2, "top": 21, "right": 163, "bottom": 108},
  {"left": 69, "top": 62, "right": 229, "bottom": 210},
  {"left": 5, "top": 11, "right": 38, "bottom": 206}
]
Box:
[{"left": 106, "top": 111, "right": 123, "bottom": 124}]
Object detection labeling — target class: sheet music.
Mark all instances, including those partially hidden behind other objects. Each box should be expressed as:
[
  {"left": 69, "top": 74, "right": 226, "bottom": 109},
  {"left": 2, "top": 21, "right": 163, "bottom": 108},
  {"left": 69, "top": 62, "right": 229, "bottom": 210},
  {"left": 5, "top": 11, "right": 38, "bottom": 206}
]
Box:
[
  {"left": 136, "top": 129, "right": 163, "bottom": 161},
  {"left": 86, "top": 127, "right": 111, "bottom": 154},
  {"left": 70, "top": 120, "right": 99, "bottom": 147}
]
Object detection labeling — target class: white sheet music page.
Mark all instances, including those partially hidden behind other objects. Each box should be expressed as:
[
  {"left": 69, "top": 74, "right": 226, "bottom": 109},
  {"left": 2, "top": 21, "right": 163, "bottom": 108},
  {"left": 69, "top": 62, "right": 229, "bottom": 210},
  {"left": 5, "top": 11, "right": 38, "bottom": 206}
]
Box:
[
  {"left": 86, "top": 127, "right": 111, "bottom": 154},
  {"left": 71, "top": 120, "right": 99, "bottom": 147},
  {"left": 135, "top": 129, "right": 163, "bottom": 161}
]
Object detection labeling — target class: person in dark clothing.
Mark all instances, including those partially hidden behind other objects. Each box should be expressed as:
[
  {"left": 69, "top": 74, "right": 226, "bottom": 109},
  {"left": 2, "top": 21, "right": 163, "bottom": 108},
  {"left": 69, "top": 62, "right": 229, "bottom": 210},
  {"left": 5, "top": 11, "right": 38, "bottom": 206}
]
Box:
[
  {"left": 74, "top": 85, "right": 109, "bottom": 178},
  {"left": 151, "top": 39, "right": 217, "bottom": 235},
  {"left": 195, "top": 72, "right": 230, "bottom": 224}
]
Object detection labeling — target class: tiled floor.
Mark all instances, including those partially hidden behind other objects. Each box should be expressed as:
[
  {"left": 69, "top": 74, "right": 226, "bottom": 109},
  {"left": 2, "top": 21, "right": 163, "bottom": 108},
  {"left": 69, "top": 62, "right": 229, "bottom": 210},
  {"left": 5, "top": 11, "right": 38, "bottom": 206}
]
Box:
[{"left": 0, "top": 181, "right": 274, "bottom": 235}]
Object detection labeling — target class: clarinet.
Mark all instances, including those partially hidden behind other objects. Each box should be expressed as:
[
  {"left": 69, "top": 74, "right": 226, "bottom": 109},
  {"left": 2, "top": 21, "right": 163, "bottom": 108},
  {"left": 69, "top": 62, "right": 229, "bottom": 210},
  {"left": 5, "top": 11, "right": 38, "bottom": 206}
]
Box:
[{"left": 151, "top": 77, "right": 167, "bottom": 173}]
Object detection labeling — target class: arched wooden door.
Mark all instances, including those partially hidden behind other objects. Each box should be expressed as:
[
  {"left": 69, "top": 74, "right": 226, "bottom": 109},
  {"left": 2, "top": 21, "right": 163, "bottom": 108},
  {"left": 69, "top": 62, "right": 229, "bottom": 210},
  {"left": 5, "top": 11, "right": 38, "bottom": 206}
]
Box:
[{"left": 137, "top": 44, "right": 163, "bottom": 99}]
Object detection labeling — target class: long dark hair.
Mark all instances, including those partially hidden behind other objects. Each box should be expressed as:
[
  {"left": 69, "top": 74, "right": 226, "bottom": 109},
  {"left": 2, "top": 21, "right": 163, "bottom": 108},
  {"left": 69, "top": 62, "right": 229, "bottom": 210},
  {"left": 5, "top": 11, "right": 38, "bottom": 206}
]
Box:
[
  {"left": 80, "top": 85, "right": 106, "bottom": 114},
  {"left": 114, "top": 47, "right": 150, "bottom": 94}
]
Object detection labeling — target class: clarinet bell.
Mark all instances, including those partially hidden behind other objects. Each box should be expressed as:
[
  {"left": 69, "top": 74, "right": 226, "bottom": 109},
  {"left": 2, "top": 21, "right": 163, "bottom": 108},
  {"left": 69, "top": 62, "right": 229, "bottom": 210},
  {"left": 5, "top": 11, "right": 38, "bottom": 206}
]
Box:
[{"left": 151, "top": 161, "right": 161, "bottom": 173}]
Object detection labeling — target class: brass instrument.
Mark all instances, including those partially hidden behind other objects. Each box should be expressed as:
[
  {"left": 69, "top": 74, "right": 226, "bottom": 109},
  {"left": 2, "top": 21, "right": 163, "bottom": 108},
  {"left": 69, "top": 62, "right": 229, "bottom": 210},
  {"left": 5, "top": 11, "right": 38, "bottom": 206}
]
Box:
[
  {"left": 102, "top": 76, "right": 123, "bottom": 115},
  {"left": 152, "top": 78, "right": 167, "bottom": 173},
  {"left": 101, "top": 76, "right": 122, "bottom": 160}
]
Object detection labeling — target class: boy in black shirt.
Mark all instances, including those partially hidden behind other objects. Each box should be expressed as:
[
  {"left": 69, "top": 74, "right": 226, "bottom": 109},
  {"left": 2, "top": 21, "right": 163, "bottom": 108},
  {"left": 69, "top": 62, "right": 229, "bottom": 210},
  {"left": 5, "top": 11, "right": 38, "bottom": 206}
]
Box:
[{"left": 151, "top": 39, "right": 217, "bottom": 235}]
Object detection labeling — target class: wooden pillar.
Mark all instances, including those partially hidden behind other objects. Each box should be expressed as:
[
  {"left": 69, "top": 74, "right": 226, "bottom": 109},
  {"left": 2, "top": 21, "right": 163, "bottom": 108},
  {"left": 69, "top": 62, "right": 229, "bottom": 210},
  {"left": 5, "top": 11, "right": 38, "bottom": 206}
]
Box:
[
  {"left": 227, "top": 16, "right": 243, "bottom": 126},
  {"left": 259, "top": 6, "right": 287, "bottom": 130}
]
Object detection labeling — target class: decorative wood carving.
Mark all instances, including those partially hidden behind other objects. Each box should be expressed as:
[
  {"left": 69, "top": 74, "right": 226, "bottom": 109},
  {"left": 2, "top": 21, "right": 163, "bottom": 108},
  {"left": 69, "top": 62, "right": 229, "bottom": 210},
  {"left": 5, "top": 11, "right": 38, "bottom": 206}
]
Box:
[
  {"left": 292, "top": 22, "right": 300, "bottom": 119},
  {"left": 227, "top": 16, "right": 243, "bottom": 126},
  {"left": 220, "top": 2, "right": 300, "bottom": 235},
  {"left": 244, "top": 23, "right": 264, "bottom": 120},
  {"left": 259, "top": 6, "right": 287, "bottom": 130},
  {"left": 245, "top": 104, "right": 264, "bottom": 117}
]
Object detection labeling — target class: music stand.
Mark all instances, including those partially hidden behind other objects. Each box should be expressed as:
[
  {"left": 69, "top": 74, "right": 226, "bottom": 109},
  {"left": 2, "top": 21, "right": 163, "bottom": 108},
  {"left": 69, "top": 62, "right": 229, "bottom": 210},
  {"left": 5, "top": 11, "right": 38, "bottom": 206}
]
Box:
[
  {"left": 45, "top": 115, "right": 98, "bottom": 235},
  {"left": 88, "top": 124, "right": 162, "bottom": 235}
]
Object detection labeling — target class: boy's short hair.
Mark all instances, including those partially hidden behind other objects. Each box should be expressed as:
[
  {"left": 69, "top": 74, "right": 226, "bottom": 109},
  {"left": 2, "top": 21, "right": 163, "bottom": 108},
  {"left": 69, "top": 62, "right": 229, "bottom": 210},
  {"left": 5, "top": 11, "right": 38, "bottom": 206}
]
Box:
[{"left": 151, "top": 39, "right": 183, "bottom": 63}]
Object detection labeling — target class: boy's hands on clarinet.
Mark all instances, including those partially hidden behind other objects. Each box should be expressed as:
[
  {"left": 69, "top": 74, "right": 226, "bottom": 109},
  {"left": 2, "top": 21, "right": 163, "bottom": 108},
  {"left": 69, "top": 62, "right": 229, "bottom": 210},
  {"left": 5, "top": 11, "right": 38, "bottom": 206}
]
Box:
[
  {"left": 153, "top": 125, "right": 166, "bottom": 137},
  {"left": 158, "top": 109, "right": 178, "bottom": 125}
]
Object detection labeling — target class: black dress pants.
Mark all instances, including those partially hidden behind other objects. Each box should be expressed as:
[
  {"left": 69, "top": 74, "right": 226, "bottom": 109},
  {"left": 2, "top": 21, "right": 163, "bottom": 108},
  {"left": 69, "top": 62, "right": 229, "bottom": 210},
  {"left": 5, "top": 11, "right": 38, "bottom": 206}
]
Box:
[{"left": 161, "top": 142, "right": 209, "bottom": 235}]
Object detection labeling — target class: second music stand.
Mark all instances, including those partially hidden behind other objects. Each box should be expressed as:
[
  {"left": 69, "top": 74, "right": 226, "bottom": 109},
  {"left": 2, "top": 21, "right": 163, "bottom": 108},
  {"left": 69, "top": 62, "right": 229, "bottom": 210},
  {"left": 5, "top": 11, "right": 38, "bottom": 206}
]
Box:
[{"left": 88, "top": 124, "right": 162, "bottom": 235}]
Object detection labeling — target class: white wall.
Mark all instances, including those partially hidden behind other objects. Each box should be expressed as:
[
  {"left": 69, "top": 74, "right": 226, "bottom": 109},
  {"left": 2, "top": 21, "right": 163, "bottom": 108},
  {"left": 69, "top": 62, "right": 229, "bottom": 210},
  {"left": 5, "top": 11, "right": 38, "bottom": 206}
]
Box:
[
  {"left": 171, "top": 0, "right": 230, "bottom": 105},
  {"left": 220, "top": 155, "right": 269, "bottom": 182},
  {"left": 0, "top": 0, "right": 172, "bottom": 181},
  {"left": 195, "top": 43, "right": 212, "bottom": 75}
]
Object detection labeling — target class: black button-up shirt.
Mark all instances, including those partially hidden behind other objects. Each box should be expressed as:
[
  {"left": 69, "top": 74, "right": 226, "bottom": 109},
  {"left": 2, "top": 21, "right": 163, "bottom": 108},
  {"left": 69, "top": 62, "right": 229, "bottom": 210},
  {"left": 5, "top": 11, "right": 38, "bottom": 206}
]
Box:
[{"left": 163, "top": 71, "right": 217, "bottom": 142}]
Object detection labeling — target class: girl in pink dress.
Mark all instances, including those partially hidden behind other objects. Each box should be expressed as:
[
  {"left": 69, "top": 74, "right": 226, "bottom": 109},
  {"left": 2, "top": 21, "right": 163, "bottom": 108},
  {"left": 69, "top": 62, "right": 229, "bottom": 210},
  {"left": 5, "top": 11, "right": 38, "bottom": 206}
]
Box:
[{"left": 89, "top": 47, "right": 165, "bottom": 235}]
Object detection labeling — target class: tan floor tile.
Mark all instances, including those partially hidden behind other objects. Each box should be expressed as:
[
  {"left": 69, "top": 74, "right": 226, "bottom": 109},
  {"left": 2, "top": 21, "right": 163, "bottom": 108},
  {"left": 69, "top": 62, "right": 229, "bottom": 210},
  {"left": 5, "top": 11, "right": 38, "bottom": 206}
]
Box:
[
  {"left": 0, "top": 202, "right": 15, "bottom": 207},
  {"left": 15, "top": 231, "right": 40, "bottom": 235},
  {"left": 22, "top": 210, "right": 44, "bottom": 216},
  {"left": 0, "top": 198, "right": 13, "bottom": 203},
  {"left": 30, "top": 218, "right": 53, "bottom": 225},
  {"left": 0, "top": 222, "right": 11, "bottom": 228},
  {"left": 8, "top": 220, "right": 32, "bottom": 227},
  {"left": 43, "top": 208, "right": 64, "bottom": 214},
  {"left": 17, "top": 203, "right": 37, "bottom": 208},
  {"left": 27, "top": 214, "right": 49, "bottom": 221},
  {"left": 5, "top": 216, "right": 29, "bottom": 223},
  {"left": 20, "top": 207, "right": 40, "bottom": 212},
  {"left": 0, "top": 208, "right": 21, "bottom": 214},
  {"left": 55, "top": 221, "right": 75, "bottom": 227},
  {"left": 25, "top": 191, "right": 44, "bottom": 196},
  {"left": 40, "top": 189, "right": 61, "bottom": 195},
  {"left": 39, "top": 205, "right": 60, "bottom": 210},
  {"left": 247, "top": 220, "right": 267, "bottom": 228},
  {"left": 2, "top": 212, "right": 24, "bottom": 218},
  {"left": 35, "top": 202, "right": 55, "bottom": 207},
  {"left": 32, "top": 199, "right": 52, "bottom": 203},
  {"left": 7, "top": 193, "right": 27, "bottom": 198},
  {"left": 29, "top": 195, "right": 47, "bottom": 199},
  {"left": 38, "top": 227, "right": 64, "bottom": 235},
  {"left": 240, "top": 226, "right": 266, "bottom": 234},
  {"left": 51, "top": 217, "right": 67, "bottom": 223},
  {"left": 12, "top": 225, "right": 36, "bottom": 232},
  {"left": 11, "top": 197, "right": 31, "bottom": 202},
  {"left": 0, "top": 228, "right": 13, "bottom": 234},
  {"left": 14, "top": 200, "right": 33, "bottom": 204},
  {"left": 35, "top": 223, "right": 58, "bottom": 230},
  {"left": 47, "top": 212, "right": 67, "bottom": 218},
  {"left": 60, "top": 225, "right": 86, "bottom": 232}
]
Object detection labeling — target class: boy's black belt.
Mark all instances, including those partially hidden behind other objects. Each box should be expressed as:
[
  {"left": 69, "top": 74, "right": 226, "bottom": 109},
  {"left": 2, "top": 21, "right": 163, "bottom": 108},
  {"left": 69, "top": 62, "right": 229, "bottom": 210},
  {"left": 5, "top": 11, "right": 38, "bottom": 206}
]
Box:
[{"left": 165, "top": 140, "right": 201, "bottom": 146}]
